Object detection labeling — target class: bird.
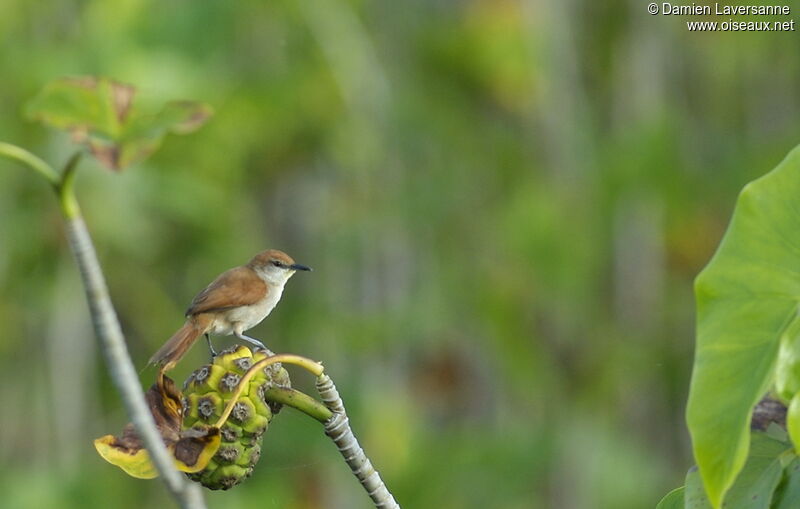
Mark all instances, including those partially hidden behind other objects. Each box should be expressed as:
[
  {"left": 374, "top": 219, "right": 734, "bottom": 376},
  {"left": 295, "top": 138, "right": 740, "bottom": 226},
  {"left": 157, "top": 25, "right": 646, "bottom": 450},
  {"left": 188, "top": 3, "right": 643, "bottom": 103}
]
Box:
[{"left": 149, "top": 249, "right": 311, "bottom": 371}]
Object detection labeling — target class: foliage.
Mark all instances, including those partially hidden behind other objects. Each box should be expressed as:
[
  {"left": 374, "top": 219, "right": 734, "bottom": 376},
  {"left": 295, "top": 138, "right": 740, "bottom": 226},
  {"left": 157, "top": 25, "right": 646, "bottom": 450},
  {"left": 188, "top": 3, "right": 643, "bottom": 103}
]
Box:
[
  {"left": 659, "top": 147, "right": 800, "bottom": 507},
  {"left": 26, "top": 76, "right": 211, "bottom": 170},
  {"left": 3, "top": 1, "right": 800, "bottom": 508},
  {"left": 686, "top": 147, "right": 800, "bottom": 507},
  {"left": 658, "top": 428, "right": 797, "bottom": 509},
  {"left": 94, "top": 374, "right": 221, "bottom": 480}
]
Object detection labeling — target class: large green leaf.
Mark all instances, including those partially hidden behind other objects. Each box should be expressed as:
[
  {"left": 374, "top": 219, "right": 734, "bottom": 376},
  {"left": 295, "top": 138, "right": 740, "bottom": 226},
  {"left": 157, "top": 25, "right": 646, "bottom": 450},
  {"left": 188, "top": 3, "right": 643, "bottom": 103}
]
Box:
[
  {"left": 687, "top": 146, "right": 800, "bottom": 508},
  {"left": 26, "top": 76, "right": 212, "bottom": 171}
]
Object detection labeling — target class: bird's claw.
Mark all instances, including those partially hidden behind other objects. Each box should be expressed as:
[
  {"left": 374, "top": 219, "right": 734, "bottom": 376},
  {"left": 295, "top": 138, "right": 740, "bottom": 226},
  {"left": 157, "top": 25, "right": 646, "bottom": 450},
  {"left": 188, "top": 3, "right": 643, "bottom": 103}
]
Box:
[{"left": 235, "top": 333, "right": 267, "bottom": 352}]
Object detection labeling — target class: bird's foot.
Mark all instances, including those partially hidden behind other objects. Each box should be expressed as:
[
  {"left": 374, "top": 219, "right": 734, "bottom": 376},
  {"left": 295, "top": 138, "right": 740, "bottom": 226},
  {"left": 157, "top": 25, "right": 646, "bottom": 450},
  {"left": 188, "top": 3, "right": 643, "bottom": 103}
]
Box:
[
  {"left": 205, "top": 334, "right": 218, "bottom": 358},
  {"left": 235, "top": 333, "right": 267, "bottom": 353}
]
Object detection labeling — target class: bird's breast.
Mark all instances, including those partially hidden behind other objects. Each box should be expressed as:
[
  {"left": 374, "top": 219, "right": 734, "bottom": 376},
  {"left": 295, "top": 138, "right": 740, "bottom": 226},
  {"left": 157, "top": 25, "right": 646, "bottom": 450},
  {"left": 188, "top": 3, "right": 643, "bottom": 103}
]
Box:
[
  {"left": 245, "top": 284, "right": 284, "bottom": 325},
  {"left": 213, "top": 283, "right": 285, "bottom": 334}
]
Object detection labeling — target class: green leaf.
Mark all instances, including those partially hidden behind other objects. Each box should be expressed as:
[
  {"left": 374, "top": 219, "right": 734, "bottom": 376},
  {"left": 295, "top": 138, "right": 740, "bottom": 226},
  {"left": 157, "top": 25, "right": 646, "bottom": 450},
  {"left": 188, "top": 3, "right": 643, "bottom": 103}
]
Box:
[
  {"left": 766, "top": 422, "right": 790, "bottom": 444},
  {"left": 25, "top": 76, "right": 132, "bottom": 136},
  {"left": 776, "top": 317, "right": 800, "bottom": 401},
  {"left": 787, "top": 393, "right": 800, "bottom": 454},
  {"left": 684, "top": 433, "right": 791, "bottom": 509},
  {"left": 773, "top": 457, "right": 800, "bottom": 509},
  {"left": 25, "top": 76, "right": 212, "bottom": 171},
  {"left": 685, "top": 466, "right": 713, "bottom": 509},
  {"left": 656, "top": 487, "right": 685, "bottom": 509},
  {"left": 142, "top": 100, "right": 214, "bottom": 134},
  {"left": 721, "top": 432, "right": 789, "bottom": 509},
  {"left": 687, "top": 146, "right": 800, "bottom": 508}
]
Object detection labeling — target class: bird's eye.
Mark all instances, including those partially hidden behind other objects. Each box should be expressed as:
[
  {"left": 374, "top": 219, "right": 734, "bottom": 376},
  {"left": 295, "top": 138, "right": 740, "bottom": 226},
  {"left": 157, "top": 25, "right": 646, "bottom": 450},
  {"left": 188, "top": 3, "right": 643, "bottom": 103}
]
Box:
[{"left": 271, "top": 260, "right": 285, "bottom": 268}]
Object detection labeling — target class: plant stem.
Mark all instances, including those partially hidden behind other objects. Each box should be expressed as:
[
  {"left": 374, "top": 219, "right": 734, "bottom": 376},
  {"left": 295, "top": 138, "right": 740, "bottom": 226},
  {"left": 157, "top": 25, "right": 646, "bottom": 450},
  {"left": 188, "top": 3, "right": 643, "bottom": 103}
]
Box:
[
  {"left": 0, "top": 142, "right": 60, "bottom": 185},
  {"left": 316, "top": 374, "right": 400, "bottom": 509},
  {"left": 265, "top": 387, "right": 333, "bottom": 423},
  {"left": 1, "top": 144, "right": 206, "bottom": 508},
  {"left": 64, "top": 215, "right": 205, "bottom": 507},
  {"left": 57, "top": 152, "right": 82, "bottom": 218}
]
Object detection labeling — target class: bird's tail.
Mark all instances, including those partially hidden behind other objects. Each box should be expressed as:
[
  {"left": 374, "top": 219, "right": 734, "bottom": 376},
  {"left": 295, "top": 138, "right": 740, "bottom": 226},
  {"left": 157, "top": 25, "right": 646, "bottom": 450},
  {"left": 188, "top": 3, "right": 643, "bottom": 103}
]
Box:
[{"left": 149, "top": 314, "right": 212, "bottom": 371}]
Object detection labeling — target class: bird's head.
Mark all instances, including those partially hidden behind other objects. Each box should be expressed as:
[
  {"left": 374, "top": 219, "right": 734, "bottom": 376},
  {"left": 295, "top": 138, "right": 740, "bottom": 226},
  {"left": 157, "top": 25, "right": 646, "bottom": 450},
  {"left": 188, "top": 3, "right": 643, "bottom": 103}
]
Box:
[{"left": 248, "top": 249, "right": 312, "bottom": 285}]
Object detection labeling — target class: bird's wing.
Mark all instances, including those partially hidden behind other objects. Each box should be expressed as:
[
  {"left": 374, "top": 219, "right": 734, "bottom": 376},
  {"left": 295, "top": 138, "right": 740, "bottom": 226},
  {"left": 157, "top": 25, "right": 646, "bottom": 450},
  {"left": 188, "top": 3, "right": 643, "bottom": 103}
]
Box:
[{"left": 185, "top": 266, "right": 267, "bottom": 316}]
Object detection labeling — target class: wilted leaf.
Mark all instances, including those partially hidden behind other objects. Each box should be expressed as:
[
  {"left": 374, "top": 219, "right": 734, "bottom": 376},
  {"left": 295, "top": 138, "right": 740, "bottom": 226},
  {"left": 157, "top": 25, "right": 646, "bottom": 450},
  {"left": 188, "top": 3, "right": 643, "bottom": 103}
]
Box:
[
  {"left": 94, "top": 375, "right": 221, "bottom": 478},
  {"left": 26, "top": 76, "right": 212, "bottom": 170},
  {"left": 147, "top": 101, "right": 214, "bottom": 134},
  {"left": 94, "top": 428, "right": 161, "bottom": 479},
  {"left": 26, "top": 77, "right": 132, "bottom": 135}
]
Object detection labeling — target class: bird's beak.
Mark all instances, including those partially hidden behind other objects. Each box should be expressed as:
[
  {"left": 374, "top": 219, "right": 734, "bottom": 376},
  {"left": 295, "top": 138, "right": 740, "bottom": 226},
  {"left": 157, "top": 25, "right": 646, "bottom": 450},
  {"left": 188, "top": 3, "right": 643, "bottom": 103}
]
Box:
[{"left": 289, "top": 263, "right": 312, "bottom": 272}]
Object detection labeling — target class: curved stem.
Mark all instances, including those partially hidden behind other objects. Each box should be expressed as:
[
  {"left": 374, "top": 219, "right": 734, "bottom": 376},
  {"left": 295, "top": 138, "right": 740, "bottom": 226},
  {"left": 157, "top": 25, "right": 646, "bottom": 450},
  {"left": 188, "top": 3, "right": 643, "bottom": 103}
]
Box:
[
  {"left": 316, "top": 374, "right": 400, "bottom": 508},
  {"left": 215, "top": 354, "right": 325, "bottom": 427},
  {"left": 57, "top": 156, "right": 206, "bottom": 508},
  {"left": 57, "top": 151, "right": 82, "bottom": 218},
  {"left": 269, "top": 353, "right": 325, "bottom": 376},
  {"left": 0, "top": 141, "right": 60, "bottom": 185},
  {"left": 265, "top": 387, "right": 333, "bottom": 423}
]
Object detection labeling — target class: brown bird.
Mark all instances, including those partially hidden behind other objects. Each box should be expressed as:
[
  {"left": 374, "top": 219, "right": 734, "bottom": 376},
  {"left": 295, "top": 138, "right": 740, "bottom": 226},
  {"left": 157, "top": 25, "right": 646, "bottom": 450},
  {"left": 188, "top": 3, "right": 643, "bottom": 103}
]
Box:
[{"left": 149, "top": 249, "right": 311, "bottom": 371}]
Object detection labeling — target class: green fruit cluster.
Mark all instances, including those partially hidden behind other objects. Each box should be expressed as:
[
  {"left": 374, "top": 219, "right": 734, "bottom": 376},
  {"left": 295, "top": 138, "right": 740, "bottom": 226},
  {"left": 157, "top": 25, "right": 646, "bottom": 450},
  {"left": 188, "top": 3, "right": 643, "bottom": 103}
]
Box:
[{"left": 182, "top": 345, "right": 291, "bottom": 490}]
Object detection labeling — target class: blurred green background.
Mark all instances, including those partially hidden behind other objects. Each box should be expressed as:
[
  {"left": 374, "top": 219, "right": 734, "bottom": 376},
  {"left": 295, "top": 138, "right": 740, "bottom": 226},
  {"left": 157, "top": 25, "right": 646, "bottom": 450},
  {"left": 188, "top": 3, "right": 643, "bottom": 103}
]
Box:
[{"left": 1, "top": 1, "right": 799, "bottom": 508}]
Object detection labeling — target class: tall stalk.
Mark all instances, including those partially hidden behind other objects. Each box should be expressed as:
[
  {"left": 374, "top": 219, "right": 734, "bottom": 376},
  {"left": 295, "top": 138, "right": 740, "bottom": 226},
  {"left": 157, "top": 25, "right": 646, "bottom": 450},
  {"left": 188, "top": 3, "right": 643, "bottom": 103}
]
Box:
[{"left": 0, "top": 144, "right": 206, "bottom": 509}]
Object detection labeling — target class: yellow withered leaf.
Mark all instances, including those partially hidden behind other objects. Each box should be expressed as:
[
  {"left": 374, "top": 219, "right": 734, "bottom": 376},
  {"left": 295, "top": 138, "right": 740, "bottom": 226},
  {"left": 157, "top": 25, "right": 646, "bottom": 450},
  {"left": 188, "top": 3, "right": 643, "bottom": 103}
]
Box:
[
  {"left": 94, "top": 434, "right": 159, "bottom": 479},
  {"left": 93, "top": 374, "right": 221, "bottom": 478}
]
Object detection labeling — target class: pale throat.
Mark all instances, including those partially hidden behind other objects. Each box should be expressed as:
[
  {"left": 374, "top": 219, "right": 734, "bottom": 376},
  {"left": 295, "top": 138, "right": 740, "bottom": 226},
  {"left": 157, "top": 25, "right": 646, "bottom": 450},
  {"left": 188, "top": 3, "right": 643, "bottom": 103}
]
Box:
[
  {"left": 252, "top": 265, "right": 294, "bottom": 287},
  {"left": 245, "top": 269, "right": 289, "bottom": 328}
]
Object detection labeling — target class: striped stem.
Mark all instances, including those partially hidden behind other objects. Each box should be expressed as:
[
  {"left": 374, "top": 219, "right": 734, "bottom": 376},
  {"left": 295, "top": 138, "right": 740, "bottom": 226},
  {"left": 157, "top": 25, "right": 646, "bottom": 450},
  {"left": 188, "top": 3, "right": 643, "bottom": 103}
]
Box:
[
  {"left": 64, "top": 213, "right": 206, "bottom": 509},
  {"left": 3, "top": 144, "right": 207, "bottom": 507},
  {"left": 51, "top": 152, "right": 206, "bottom": 508},
  {"left": 316, "top": 374, "right": 400, "bottom": 508}
]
